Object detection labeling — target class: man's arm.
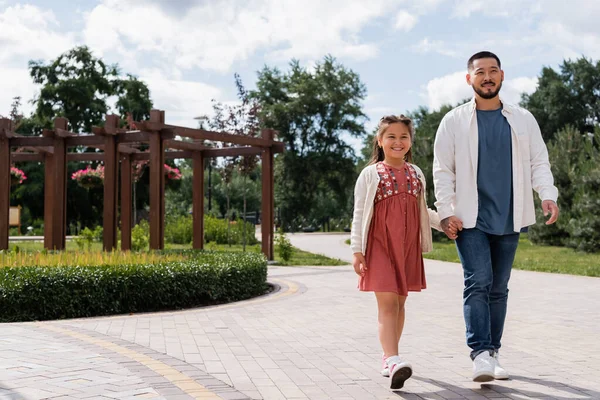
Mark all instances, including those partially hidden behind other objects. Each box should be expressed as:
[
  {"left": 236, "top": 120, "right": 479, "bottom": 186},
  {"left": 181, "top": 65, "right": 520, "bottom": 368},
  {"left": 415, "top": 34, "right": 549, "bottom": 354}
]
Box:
[
  {"left": 528, "top": 113, "right": 558, "bottom": 203},
  {"left": 433, "top": 115, "right": 457, "bottom": 221}
]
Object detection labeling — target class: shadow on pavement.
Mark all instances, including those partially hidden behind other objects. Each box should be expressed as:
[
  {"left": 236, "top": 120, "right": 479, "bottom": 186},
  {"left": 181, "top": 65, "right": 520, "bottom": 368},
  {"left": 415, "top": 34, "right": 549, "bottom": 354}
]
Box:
[{"left": 396, "top": 375, "right": 600, "bottom": 399}]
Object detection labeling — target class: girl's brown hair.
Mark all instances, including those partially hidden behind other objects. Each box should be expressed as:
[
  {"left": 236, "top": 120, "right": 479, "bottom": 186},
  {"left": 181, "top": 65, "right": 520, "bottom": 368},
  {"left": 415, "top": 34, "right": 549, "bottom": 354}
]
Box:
[{"left": 368, "top": 114, "right": 415, "bottom": 165}]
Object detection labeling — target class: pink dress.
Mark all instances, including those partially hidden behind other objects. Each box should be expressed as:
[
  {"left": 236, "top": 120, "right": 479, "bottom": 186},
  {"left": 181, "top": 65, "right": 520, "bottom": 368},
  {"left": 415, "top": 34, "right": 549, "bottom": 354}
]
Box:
[{"left": 360, "top": 162, "right": 426, "bottom": 296}]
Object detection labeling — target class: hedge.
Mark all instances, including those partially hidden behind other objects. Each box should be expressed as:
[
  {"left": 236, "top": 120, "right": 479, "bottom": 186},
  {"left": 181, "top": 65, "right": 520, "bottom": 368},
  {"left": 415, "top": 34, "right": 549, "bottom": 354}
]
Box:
[{"left": 0, "top": 251, "right": 268, "bottom": 322}]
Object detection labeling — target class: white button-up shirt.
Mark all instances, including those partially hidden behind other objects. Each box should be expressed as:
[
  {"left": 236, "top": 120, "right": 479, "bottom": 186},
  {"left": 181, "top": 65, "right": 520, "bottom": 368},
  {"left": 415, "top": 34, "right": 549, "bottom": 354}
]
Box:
[{"left": 433, "top": 97, "right": 559, "bottom": 232}]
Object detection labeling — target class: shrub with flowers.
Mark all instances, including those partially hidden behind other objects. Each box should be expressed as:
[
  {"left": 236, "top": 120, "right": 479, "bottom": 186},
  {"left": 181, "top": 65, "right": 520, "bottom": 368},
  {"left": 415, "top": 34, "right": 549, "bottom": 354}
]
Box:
[
  {"left": 10, "top": 167, "right": 27, "bottom": 185},
  {"left": 164, "top": 164, "right": 182, "bottom": 180},
  {"left": 131, "top": 161, "right": 182, "bottom": 182},
  {"left": 71, "top": 165, "right": 104, "bottom": 189}
]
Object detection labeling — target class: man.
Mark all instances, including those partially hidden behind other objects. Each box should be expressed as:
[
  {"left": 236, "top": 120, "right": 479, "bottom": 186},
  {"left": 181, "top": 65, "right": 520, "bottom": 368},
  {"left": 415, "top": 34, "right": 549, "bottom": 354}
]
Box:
[{"left": 433, "top": 51, "right": 559, "bottom": 382}]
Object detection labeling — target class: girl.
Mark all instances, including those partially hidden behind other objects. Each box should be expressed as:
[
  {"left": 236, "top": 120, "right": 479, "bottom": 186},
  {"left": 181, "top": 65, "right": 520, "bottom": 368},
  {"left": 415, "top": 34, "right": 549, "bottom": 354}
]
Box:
[{"left": 350, "top": 115, "right": 458, "bottom": 390}]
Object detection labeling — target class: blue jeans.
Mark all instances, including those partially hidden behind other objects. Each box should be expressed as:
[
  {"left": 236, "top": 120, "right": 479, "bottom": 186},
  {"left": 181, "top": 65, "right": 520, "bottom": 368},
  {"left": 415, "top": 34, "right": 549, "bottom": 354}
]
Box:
[{"left": 455, "top": 228, "right": 520, "bottom": 360}]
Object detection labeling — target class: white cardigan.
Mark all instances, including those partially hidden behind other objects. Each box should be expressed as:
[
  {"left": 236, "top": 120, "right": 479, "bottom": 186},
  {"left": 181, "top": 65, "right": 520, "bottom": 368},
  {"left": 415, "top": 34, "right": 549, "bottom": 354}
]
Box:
[
  {"left": 433, "top": 97, "right": 558, "bottom": 230},
  {"left": 350, "top": 163, "right": 441, "bottom": 255}
]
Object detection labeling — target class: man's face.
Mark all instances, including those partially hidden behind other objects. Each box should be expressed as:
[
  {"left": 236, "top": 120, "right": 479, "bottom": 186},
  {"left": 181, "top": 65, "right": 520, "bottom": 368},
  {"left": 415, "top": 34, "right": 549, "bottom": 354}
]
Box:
[{"left": 466, "top": 58, "right": 504, "bottom": 99}]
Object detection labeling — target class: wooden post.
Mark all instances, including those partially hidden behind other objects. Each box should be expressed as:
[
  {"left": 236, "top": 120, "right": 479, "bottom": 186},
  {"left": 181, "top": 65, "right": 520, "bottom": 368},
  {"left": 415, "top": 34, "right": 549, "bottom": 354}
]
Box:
[
  {"left": 192, "top": 151, "right": 204, "bottom": 249},
  {"left": 103, "top": 114, "right": 119, "bottom": 251},
  {"left": 0, "top": 119, "right": 12, "bottom": 250},
  {"left": 52, "top": 118, "right": 68, "bottom": 250},
  {"left": 261, "top": 129, "right": 275, "bottom": 260},
  {"left": 120, "top": 154, "right": 132, "bottom": 251},
  {"left": 149, "top": 109, "right": 165, "bottom": 250},
  {"left": 43, "top": 149, "right": 54, "bottom": 250}
]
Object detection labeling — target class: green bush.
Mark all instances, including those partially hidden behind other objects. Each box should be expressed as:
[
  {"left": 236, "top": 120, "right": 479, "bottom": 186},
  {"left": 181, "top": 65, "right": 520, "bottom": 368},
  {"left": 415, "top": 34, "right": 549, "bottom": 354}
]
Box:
[
  {"left": 204, "top": 215, "right": 258, "bottom": 246},
  {"left": 0, "top": 250, "right": 268, "bottom": 322},
  {"left": 529, "top": 127, "right": 600, "bottom": 252},
  {"left": 275, "top": 231, "right": 293, "bottom": 262},
  {"left": 132, "top": 220, "right": 150, "bottom": 251},
  {"left": 165, "top": 215, "right": 193, "bottom": 244}
]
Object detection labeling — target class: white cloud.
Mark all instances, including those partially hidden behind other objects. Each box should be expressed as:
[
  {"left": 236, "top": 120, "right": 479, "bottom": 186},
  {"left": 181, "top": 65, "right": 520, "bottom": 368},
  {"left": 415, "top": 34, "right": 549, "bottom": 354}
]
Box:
[
  {"left": 0, "top": 4, "right": 75, "bottom": 66},
  {"left": 451, "top": 0, "right": 540, "bottom": 19},
  {"left": 423, "top": 71, "right": 538, "bottom": 110},
  {"left": 0, "top": 67, "right": 37, "bottom": 118},
  {"left": 83, "top": 0, "right": 395, "bottom": 74},
  {"left": 140, "top": 74, "right": 222, "bottom": 128},
  {"left": 502, "top": 76, "right": 538, "bottom": 104},
  {"left": 412, "top": 38, "right": 459, "bottom": 57},
  {"left": 395, "top": 10, "right": 418, "bottom": 32}
]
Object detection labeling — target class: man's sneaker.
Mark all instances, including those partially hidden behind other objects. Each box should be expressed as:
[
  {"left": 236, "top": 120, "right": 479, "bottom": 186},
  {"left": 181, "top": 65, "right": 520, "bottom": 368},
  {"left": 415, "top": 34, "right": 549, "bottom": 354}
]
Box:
[
  {"left": 472, "top": 351, "right": 495, "bottom": 382},
  {"left": 381, "top": 354, "right": 390, "bottom": 377},
  {"left": 386, "top": 355, "right": 412, "bottom": 390},
  {"left": 492, "top": 352, "right": 509, "bottom": 380}
]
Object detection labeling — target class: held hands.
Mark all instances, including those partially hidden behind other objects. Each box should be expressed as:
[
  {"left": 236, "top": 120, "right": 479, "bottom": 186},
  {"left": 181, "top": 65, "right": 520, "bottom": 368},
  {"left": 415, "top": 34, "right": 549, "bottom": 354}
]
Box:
[
  {"left": 352, "top": 252, "right": 367, "bottom": 277},
  {"left": 441, "top": 216, "right": 463, "bottom": 240},
  {"left": 542, "top": 200, "right": 560, "bottom": 225}
]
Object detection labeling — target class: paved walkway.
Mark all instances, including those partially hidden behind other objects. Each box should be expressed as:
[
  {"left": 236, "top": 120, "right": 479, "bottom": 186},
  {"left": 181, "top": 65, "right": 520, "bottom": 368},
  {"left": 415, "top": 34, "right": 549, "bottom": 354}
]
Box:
[{"left": 1, "top": 233, "right": 599, "bottom": 399}]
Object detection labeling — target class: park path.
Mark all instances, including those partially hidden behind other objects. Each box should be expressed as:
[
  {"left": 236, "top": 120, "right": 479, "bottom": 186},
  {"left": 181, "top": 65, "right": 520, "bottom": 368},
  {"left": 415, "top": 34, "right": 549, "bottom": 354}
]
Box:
[{"left": 0, "top": 233, "right": 599, "bottom": 399}]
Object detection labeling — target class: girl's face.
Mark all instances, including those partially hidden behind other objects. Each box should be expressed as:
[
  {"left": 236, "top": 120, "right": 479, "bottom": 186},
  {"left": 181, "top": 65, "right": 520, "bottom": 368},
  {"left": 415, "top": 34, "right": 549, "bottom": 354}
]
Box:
[{"left": 378, "top": 122, "right": 412, "bottom": 163}]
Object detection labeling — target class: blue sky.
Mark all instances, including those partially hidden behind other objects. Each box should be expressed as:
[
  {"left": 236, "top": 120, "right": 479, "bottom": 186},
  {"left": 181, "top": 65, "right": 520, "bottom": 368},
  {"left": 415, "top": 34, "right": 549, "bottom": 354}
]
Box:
[{"left": 1, "top": 0, "right": 599, "bottom": 153}]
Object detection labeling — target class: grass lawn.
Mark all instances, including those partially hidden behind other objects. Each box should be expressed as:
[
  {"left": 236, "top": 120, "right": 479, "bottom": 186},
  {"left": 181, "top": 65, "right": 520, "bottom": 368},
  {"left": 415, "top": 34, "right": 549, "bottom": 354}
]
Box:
[
  {"left": 5, "top": 241, "right": 347, "bottom": 267},
  {"left": 345, "top": 235, "right": 600, "bottom": 277},
  {"left": 424, "top": 234, "right": 600, "bottom": 277}
]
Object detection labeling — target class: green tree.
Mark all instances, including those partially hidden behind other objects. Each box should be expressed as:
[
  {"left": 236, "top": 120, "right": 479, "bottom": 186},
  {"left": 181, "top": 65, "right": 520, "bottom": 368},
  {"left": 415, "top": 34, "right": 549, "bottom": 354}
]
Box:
[
  {"left": 521, "top": 57, "right": 600, "bottom": 141},
  {"left": 14, "top": 46, "right": 153, "bottom": 231},
  {"left": 529, "top": 126, "right": 600, "bottom": 252},
  {"left": 252, "top": 55, "right": 367, "bottom": 229}
]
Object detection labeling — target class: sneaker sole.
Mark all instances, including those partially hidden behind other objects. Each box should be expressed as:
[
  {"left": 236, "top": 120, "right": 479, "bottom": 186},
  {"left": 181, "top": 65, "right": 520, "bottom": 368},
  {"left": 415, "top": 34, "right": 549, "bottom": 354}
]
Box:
[
  {"left": 381, "top": 369, "right": 389, "bottom": 377},
  {"left": 473, "top": 372, "right": 494, "bottom": 382},
  {"left": 494, "top": 374, "right": 509, "bottom": 380},
  {"left": 390, "top": 366, "right": 412, "bottom": 390}
]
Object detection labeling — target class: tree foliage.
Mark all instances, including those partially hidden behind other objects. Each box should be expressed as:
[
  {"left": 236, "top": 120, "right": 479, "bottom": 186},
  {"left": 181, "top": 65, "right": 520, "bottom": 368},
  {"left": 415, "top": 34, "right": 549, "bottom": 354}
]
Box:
[{"left": 251, "top": 55, "right": 367, "bottom": 229}]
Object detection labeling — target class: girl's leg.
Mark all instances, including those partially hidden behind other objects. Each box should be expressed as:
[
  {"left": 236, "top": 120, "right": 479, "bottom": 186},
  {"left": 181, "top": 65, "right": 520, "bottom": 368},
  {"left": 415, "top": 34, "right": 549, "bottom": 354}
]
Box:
[
  {"left": 396, "top": 295, "right": 407, "bottom": 344},
  {"left": 375, "top": 292, "right": 400, "bottom": 357}
]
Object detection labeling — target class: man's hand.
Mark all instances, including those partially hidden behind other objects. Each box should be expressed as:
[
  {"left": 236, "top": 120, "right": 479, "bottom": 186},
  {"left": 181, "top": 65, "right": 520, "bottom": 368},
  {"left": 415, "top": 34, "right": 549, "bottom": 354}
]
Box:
[
  {"left": 441, "top": 216, "right": 463, "bottom": 240},
  {"left": 352, "top": 252, "right": 367, "bottom": 276},
  {"left": 542, "top": 200, "right": 559, "bottom": 225}
]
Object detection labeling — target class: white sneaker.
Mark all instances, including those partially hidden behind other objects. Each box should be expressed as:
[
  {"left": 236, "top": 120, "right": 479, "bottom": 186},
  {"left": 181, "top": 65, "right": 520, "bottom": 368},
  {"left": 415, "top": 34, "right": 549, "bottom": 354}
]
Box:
[
  {"left": 472, "top": 351, "right": 495, "bottom": 382},
  {"left": 381, "top": 354, "right": 389, "bottom": 377},
  {"left": 386, "top": 355, "right": 412, "bottom": 390},
  {"left": 492, "top": 353, "right": 509, "bottom": 380}
]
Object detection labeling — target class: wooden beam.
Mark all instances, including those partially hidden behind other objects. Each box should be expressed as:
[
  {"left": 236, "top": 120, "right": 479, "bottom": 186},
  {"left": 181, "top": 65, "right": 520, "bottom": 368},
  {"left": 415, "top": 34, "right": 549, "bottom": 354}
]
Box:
[
  {"left": 51, "top": 118, "right": 68, "bottom": 250},
  {"left": 118, "top": 131, "right": 151, "bottom": 143},
  {"left": 0, "top": 119, "right": 11, "bottom": 250},
  {"left": 44, "top": 152, "right": 54, "bottom": 250},
  {"left": 68, "top": 153, "right": 104, "bottom": 162},
  {"left": 164, "top": 139, "right": 208, "bottom": 152},
  {"left": 11, "top": 136, "right": 54, "bottom": 147},
  {"left": 66, "top": 135, "right": 104, "bottom": 147},
  {"left": 192, "top": 152, "right": 204, "bottom": 249},
  {"left": 130, "top": 150, "right": 193, "bottom": 161},
  {"left": 204, "top": 147, "right": 262, "bottom": 158},
  {"left": 166, "top": 125, "right": 274, "bottom": 147},
  {"left": 103, "top": 115, "right": 119, "bottom": 251},
  {"left": 149, "top": 111, "right": 165, "bottom": 250},
  {"left": 261, "top": 129, "right": 275, "bottom": 260},
  {"left": 12, "top": 153, "right": 44, "bottom": 162},
  {"left": 120, "top": 154, "right": 132, "bottom": 251}
]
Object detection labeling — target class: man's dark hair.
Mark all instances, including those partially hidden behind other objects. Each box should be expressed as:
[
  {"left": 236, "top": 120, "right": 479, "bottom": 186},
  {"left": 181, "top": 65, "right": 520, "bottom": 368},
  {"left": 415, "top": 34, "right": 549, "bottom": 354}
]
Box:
[{"left": 467, "top": 51, "right": 501, "bottom": 70}]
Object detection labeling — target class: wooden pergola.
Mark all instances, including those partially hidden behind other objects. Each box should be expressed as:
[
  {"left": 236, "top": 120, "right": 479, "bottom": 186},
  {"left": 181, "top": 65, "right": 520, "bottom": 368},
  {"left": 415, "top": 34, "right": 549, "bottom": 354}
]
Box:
[{"left": 0, "top": 110, "right": 283, "bottom": 260}]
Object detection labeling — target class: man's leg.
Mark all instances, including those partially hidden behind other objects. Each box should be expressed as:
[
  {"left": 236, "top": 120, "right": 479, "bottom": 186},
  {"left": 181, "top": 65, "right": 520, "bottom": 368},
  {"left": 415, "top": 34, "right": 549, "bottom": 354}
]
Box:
[
  {"left": 455, "top": 228, "right": 494, "bottom": 359},
  {"left": 489, "top": 233, "right": 520, "bottom": 352}
]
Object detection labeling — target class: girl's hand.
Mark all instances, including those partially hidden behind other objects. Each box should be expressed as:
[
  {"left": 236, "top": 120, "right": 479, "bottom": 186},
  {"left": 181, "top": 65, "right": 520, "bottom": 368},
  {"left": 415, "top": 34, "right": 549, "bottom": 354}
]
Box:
[
  {"left": 441, "top": 216, "right": 463, "bottom": 240},
  {"left": 352, "top": 252, "right": 367, "bottom": 276}
]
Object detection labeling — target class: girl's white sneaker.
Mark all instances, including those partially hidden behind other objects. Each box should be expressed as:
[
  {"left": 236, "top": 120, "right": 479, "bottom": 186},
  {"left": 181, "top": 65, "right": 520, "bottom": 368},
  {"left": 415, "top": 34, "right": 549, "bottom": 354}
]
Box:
[{"left": 386, "top": 355, "right": 412, "bottom": 390}]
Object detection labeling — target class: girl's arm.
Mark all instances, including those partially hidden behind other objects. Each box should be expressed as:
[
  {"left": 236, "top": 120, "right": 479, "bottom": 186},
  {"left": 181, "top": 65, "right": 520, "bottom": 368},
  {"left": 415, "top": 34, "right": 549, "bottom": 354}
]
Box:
[
  {"left": 428, "top": 208, "right": 442, "bottom": 232},
  {"left": 350, "top": 171, "right": 367, "bottom": 255}
]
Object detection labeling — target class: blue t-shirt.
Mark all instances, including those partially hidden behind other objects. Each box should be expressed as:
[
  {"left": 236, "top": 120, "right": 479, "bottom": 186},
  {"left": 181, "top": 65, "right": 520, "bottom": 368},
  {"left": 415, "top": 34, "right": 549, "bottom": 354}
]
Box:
[{"left": 475, "top": 107, "right": 515, "bottom": 235}]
